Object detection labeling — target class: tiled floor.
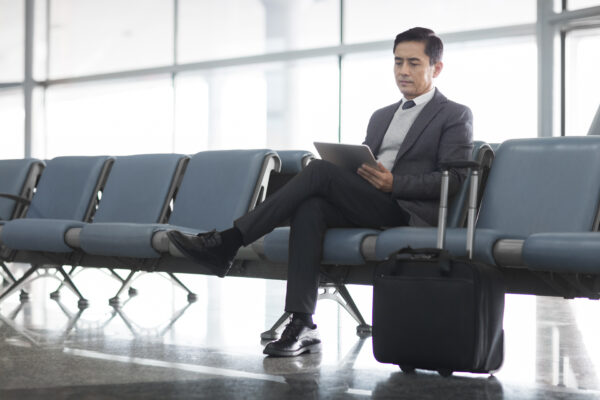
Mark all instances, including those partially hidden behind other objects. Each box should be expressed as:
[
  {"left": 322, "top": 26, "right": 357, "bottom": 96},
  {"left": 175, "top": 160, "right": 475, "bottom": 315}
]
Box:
[{"left": 1, "top": 263, "right": 600, "bottom": 399}]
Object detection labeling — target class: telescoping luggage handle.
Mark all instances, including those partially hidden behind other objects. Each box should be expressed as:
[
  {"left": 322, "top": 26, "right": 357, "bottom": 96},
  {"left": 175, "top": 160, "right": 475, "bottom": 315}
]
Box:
[{"left": 437, "top": 160, "right": 481, "bottom": 259}]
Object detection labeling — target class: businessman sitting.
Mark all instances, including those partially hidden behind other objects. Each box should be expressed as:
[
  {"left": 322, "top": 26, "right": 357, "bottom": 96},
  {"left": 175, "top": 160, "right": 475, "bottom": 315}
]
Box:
[{"left": 168, "top": 27, "right": 473, "bottom": 357}]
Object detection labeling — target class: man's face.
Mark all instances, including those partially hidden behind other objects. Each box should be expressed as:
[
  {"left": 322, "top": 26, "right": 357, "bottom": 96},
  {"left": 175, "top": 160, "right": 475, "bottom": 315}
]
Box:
[{"left": 393, "top": 41, "right": 443, "bottom": 100}]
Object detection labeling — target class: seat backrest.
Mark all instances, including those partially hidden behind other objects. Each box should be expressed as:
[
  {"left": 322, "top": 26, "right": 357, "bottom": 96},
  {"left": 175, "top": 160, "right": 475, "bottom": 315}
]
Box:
[
  {"left": 277, "top": 150, "right": 314, "bottom": 174},
  {"left": 25, "top": 156, "right": 113, "bottom": 221},
  {"left": 92, "top": 154, "right": 188, "bottom": 224},
  {"left": 447, "top": 141, "right": 494, "bottom": 228},
  {"left": 0, "top": 159, "right": 45, "bottom": 220},
  {"left": 169, "top": 149, "right": 279, "bottom": 231},
  {"left": 477, "top": 137, "right": 600, "bottom": 235},
  {"left": 266, "top": 150, "right": 314, "bottom": 198}
]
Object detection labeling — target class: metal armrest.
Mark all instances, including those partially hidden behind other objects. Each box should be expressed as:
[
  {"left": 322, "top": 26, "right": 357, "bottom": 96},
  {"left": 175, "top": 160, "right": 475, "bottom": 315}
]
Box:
[{"left": 0, "top": 193, "right": 31, "bottom": 205}]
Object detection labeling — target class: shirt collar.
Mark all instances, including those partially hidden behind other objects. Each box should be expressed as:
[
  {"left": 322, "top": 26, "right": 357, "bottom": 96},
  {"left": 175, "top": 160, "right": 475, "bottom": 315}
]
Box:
[{"left": 401, "top": 86, "right": 436, "bottom": 107}]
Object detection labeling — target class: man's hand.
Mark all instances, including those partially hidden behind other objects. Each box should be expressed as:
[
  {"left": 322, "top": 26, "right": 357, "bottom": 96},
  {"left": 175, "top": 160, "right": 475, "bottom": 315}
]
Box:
[{"left": 357, "top": 162, "right": 393, "bottom": 192}]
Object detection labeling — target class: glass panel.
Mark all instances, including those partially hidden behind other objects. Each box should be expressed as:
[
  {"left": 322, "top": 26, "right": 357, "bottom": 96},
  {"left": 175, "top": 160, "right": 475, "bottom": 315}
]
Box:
[
  {"left": 344, "top": 0, "right": 536, "bottom": 44},
  {"left": 0, "top": 89, "right": 25, "bottom": 158},
  {"left": 49, "top": 0, "right": 173, "bottom": 78},
  {"left": 439, "top": 37, "right": 537, "bottom": 143},
  {"left": 565, "top": 28, "right": 600, "bottom": 136},
  {"left": 341, "top": 52, "right": 400, "bottom": 145},
  {"left": 567, "top": 0, "right": 600, "bottom": 9},
  {"left": 44, "top": 77, "right": 174, "bottom": 158},
  {"left": 0, "top": 0, "right": 24, "bottom": 82},
  {"left": 178, "top": 0, "right": 339, "bottom": 63},
  {"left": 342, "top": 37, "right": 537, "bottom": 145},
  {"left": 175, "top": 57, "right": 339, "bottom": 154}
]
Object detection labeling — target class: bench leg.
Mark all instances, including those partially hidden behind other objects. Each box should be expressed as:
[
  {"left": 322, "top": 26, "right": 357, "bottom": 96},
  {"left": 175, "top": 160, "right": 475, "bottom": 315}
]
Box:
[
  {"left": 318, "top": 283, "right": 372, "bottom": 338},
  {"left": 56, "top": 266, "right": 89, "bottom": 310},
  {"left": 109, "top": 270, "right": 138, "bottom": 307},
  {"left": 0, "top": 261, "right": 30, "bottom": 300},
  {"left": 1, "top": 261, "right": 17, "bottom": 284},
  {"left": 261, "top": 311, "right": 292, "bottom": 340},
  {"left": 109, "top": 268, "right": 139, "bottom": 296},
  {"left": 49, "top": 265, "right": 78, "bottom": 299},
  {"left": 51, "top": 267, "right": 140, "bottom": 300},
  {"left": 164, "top": 272, "right": 197, "bottom": 303},
  {"left": 260, "top": 283, "right": 372, "bottom": 340},
  {"left": 0, "top": 265, "right": 38, "bottom": 305}
]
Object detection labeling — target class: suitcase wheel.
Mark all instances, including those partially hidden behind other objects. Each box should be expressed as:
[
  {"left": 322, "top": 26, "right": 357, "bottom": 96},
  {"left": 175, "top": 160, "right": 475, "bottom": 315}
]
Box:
[
  {"left": 437, "top": 369, "right": 453, "bottom": 377},
  {"left": 398, "top": 365, "right": 415, "bottom": 374}
]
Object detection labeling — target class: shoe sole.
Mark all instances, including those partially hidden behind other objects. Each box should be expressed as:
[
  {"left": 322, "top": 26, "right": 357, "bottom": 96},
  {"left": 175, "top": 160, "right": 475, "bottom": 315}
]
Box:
[
  {"left": 167, "top": 231, "right": 230, "bottom": 278},
  {"left": 263, "top": 343, "right": 322, "bottom": 357}
]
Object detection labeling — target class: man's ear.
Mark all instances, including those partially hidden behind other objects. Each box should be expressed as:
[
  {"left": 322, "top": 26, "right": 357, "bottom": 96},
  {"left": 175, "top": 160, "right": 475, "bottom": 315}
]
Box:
[{"left": 433, "top": 61, "right": 443, "bottom": 78}]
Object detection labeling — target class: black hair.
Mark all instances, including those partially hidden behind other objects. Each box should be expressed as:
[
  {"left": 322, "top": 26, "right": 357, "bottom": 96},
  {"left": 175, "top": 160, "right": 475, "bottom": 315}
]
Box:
[{"left": 393, "top": 27, "right": 443, "bottom": 65}]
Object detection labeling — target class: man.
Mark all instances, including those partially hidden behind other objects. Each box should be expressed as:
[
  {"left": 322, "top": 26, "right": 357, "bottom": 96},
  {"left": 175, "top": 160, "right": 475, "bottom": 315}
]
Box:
[{"left": 168, "top": 27, "right": 473, "bottom": 357}]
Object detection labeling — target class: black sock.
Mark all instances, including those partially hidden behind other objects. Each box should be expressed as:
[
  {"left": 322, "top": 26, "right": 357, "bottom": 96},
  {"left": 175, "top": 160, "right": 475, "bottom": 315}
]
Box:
[
  {"left": 220, "top": 227, "right": 244, "bottom": 255},
  {"left": 291, "top": 312, "right": 315, "bottom": 328}
]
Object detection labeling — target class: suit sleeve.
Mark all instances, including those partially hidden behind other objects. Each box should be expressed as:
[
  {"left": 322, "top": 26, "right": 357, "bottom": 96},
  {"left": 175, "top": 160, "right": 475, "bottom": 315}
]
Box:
[{"left": 391, "top": 105, "right": 473, "bottom": 200}]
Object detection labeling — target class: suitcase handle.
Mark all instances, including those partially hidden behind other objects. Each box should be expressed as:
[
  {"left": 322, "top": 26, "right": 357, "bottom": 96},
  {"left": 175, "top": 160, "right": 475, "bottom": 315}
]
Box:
[
  {"left": 438, "top": 159, "right": 482, "bottom": 258},
  {"left": 393, "top": 247, "right": 452, "bottom": 274}
]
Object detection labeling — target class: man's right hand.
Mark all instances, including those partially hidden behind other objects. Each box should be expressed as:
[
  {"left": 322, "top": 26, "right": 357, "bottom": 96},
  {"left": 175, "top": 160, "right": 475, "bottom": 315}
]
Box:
[{"left": 357, "top": 162, "right": 393, "bottom": 192}]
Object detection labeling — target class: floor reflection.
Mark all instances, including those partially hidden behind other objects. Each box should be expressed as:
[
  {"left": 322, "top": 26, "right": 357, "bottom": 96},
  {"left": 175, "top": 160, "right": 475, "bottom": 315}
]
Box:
[
  {"left": 1, "top": 265, "right": 600, "bottom": 399},
  {"left": 536, "top": 297, "right": 600, "bottom": 390},
  {"left": 372, "top": 372, "right": 504, "bottom": 399}
]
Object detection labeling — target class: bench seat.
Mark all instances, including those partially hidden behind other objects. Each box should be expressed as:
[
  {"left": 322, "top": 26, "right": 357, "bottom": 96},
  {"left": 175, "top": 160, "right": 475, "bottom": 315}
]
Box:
[
  {"left": 263, "top": 227, "right": 380, "bottom": 265},
  {"left": 522, "top": 232, "right": 600, "bottom": 273}
]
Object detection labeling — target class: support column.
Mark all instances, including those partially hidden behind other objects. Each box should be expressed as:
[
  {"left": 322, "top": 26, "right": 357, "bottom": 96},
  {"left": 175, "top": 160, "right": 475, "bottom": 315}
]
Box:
[
  {"left": 537, "top": 0, "right": 557, "bottom": 138},
  {"left": 24, "top": 0, "right": 35, "bottom": 157}
]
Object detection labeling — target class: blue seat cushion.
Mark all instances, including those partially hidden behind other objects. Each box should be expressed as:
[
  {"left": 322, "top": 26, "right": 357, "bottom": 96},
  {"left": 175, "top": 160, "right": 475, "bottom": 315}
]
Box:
[
  {"left": 263, "top": 227, "right": 380, "bottom": 265},
  {"left": 78, "top": 223, "right": 209, "bottom": 258},
  {"left": 1, "top": 218, "right": 86, "bottom": 252},
  {"left": 522, "top": 232, "right": 600, "bottom": 273},
  {"left": 375, "top": 227, "right": 520, "bottom": 265}
]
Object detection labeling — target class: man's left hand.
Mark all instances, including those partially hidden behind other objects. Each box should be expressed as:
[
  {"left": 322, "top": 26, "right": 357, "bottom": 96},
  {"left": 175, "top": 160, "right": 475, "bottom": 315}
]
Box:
[{"left": 357, "top": 162, "right": 393, "bottom": 192}]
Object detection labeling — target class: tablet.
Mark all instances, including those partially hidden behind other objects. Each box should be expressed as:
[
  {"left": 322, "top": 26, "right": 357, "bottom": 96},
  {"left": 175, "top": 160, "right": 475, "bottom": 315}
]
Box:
[{"left": 313, "top": 142, "right": 378, "bottom": 171}]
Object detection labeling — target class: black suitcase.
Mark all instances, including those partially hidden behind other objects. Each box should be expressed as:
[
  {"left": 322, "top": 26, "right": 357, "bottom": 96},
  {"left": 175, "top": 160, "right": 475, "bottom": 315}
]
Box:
[{"left": 372, "top": 161, "right": 505, "bottom": 376}]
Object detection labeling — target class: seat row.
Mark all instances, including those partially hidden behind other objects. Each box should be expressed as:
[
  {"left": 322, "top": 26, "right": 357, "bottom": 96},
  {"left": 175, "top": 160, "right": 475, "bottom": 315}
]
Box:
[
  {"left": 2, "top": 137, "right": 600, "bottom": 338},
  {"left": 0, "top": 150, "right": 280, "bottom": 308}
]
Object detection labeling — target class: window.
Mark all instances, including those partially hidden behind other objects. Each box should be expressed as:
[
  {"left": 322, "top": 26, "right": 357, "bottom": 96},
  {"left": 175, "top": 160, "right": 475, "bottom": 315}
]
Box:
[
  {"left": 0, "top": 89, "right": 25, "bottom": 158},
  {"left": 344, "top": 0, "right": 535, "bottom": 44},
  {"left": 175, "top": 57, "right": 339, "bottom": 154},
  {"left": 341, "top": 51, "right": 400, "bottom": 145},
  {"left": 567, "top": 0, "right": 600, "bottom": 9},
  {"left": 439, "top": 37, "right": 538, "bottom": 143},
  {"left": 342, "top": 37, "right": 537, "bottom": 145},
  {"left": 178, "top": 0, "right": 339, "bottom": 63},
  {"left": 0, "top": 0, "right": 24, "bottom": 82},
  {"left": 49, "top": 0, "right": 173, "bottom": 78},
  {"left": 44, "top": 77, "right": 174, "bottom": 158},
  {"left": 565, "top": 28, "right": 600, "bottom": 136}
]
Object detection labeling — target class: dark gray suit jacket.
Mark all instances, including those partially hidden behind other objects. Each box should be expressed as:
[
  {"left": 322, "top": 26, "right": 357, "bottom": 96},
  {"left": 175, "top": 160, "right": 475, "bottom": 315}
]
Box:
[{"left": 363, "top": 88, "right": 473, "bottom": 227}]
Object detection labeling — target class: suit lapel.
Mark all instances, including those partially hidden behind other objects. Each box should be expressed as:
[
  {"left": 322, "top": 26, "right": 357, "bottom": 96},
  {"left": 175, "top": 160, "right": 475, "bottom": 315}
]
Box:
[{"left": 392, "top": 89, "right": 447, "bottom": 166}]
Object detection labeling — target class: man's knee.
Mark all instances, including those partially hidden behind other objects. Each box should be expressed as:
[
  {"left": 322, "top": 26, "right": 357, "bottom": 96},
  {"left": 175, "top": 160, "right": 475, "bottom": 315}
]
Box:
[
  {"left": 304, "top": 159, "right": 336, "bottom": 176},
  {"left": 291, "top": 197, "right": 328, "bottom": 224}
]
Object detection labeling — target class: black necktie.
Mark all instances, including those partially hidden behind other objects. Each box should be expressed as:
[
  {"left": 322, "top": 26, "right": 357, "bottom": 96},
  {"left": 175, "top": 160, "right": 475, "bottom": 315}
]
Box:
[{"left": 402, "top": 100, "right": 416, "bottom": 110}]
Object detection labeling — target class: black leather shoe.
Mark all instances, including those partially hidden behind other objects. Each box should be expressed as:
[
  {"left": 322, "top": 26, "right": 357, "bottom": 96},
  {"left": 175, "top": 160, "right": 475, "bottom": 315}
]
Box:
[
  {"left": 263, "top": 319, "right": 321, "bottom": 357},
  {"left": 167, "top": 230, "right": 234, "bottom": 278}
]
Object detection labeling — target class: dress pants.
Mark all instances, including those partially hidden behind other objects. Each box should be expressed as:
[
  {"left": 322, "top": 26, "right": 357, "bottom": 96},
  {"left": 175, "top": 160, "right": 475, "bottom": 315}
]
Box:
[{"left": 234, "top": 160, "right": 409, "bottom": 314}]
